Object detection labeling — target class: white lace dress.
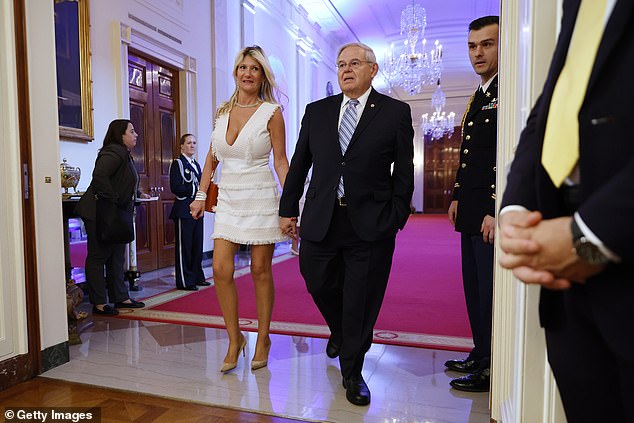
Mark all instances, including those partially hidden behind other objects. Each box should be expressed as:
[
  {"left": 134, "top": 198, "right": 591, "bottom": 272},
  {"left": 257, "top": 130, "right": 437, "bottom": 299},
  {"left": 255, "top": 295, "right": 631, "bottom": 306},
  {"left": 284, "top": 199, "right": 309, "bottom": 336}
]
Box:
[{"left": 210, "top": 102, "right": 287, "bottom": 245}]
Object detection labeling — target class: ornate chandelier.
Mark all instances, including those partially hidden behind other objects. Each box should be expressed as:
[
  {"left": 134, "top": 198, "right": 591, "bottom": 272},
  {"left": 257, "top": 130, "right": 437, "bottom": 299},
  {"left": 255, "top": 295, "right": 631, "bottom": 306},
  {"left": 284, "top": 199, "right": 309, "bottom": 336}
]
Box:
[
  {"left": 383, "top": 1, "right": 443, "bottom": 95},
  {"left": 421, "top": 81, "right": 455, "bottom": 140}
]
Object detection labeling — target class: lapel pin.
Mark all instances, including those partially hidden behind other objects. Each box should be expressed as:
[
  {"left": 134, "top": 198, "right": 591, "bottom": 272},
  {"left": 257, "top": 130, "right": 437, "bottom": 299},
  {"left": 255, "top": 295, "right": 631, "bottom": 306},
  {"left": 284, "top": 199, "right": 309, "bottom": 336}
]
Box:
[
  {"left": 370, "top": 103, "right": 375, "bottom": 108},
  {"left": 486, "top": 92, "right": 491, "bottom": 97}
]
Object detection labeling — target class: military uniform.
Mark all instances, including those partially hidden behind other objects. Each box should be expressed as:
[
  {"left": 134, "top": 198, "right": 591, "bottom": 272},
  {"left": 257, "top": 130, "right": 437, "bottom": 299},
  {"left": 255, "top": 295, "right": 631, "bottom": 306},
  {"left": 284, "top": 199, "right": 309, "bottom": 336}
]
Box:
[
  {"left": 453, "top": 76, "right": 497, "bottom": 234},
  {"left": 169, "top": 154, "right": 205, "bottom": 289},
  {"left": 451, "top": 75, "right": 497, "bottom": 371}
]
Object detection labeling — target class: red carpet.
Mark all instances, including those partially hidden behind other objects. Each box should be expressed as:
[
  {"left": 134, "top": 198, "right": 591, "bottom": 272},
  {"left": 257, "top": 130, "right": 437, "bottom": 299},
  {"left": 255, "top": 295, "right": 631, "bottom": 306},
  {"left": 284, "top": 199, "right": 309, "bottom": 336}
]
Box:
[
  {"left": 70, "top": 240, "right": 87, "bottom": 268},
  {"left": 133, "top": 215, "right": 471, "bottom": 350}
]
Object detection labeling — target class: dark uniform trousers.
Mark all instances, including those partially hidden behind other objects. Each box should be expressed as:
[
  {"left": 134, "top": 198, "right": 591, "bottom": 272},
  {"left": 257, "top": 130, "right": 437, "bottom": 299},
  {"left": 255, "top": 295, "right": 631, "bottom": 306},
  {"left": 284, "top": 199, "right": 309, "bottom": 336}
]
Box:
[{"left": 174, "top": 217, "right": 205, "bottom": 289}]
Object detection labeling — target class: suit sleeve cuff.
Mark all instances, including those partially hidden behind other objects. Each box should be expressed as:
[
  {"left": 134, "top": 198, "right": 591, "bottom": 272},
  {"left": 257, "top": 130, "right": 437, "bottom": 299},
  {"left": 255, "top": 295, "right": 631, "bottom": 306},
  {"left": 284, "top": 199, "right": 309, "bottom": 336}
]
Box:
[
  {"left": 574, "top": 213, "right": 621, "bottom": 263},
  {"left": 499, "top": 205, "right": 529, "bottom": 217}
]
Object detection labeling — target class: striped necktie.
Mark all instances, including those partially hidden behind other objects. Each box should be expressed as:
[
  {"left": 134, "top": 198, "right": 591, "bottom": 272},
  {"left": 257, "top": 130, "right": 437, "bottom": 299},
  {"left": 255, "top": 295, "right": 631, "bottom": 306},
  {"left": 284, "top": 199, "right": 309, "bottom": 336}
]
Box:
[
  {"left": 541, "top": 0, "right": 608, "bottom": 187},
  {"left": 337, "top": 99, "right": 359, "bottom": 198}
]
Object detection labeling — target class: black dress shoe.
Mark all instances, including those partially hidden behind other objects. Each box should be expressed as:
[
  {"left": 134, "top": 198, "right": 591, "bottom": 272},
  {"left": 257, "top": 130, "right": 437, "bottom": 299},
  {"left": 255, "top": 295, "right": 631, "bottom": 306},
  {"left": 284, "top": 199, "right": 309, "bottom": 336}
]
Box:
[
  {"left": 114, "top": 299, "right": 145, "bottom": 309},
  {"left": 444, "top": 358, "right": 480, "bottom": 373},
  {"left": 342, "top": 375, "right": 371, "bottom": 406},
  {"left": 326, "top": 337, "right": 340, "bottom": 358},
  {"left": 450, "top": 368, "right": 490, "bottom": 392},
  {"left": 196, "top": 281, "right": 211, "bottom": 286},
  {"left": 178, "top": 286, "right": 199, "bottom": 291},
  {"left": 92, "top": 305, "right": 119, "bottom": 316}
]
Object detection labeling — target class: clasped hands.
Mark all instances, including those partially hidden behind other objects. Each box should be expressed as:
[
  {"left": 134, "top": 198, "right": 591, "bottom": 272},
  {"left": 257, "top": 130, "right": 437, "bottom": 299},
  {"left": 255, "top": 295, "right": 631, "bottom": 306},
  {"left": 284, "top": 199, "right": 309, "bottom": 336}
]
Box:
[
  {"left": 498, "top": 211, "right": 605, "bottom": 290},
  {"left": 190, "top": 199, "right": 204, "bottom": 220},
  {"left": 279, "top": 217, "right": 298, "bottom": 239}
]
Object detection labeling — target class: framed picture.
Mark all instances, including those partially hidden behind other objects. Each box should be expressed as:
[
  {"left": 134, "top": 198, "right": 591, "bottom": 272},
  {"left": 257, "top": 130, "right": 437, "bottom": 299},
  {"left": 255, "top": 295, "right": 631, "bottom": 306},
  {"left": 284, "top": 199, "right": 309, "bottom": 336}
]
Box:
[{"left": 54, "top": 0, "right": 94, "bottom": 141}]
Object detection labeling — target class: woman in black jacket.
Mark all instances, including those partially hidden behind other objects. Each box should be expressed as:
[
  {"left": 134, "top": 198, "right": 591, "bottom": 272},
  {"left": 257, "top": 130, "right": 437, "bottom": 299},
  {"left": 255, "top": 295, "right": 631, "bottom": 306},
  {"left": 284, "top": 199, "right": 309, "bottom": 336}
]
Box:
[{"left": 75, "top": 119, "right": 147, "bottom": 315}]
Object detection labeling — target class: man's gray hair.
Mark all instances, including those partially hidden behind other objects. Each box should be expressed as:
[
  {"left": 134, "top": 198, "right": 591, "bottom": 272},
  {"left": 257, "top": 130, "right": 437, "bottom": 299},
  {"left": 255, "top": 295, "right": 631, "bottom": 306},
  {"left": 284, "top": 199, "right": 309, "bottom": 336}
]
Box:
[{"left": 336, "top": 43, "right": 377, "bottom": 63}]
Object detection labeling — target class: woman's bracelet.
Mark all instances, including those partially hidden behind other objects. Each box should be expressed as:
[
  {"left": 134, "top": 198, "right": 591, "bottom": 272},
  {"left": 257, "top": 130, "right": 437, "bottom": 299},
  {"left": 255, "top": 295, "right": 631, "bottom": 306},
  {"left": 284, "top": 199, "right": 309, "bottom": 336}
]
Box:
[{"left": 194, "top": 190, "right": 207, "bottom": 201}]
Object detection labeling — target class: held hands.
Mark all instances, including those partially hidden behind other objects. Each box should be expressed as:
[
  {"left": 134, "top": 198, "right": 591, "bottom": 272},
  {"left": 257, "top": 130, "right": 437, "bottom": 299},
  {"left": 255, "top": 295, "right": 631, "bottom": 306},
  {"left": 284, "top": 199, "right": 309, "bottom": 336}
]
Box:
[
  {"left": 279, "top": 217, "right": 298, "bottom": 239},
  {"left": 190, "top": 199, "right": 205, "bottom": 220},
  {"left": 498, "top": 211, "right": 605, "bottom": 290}
]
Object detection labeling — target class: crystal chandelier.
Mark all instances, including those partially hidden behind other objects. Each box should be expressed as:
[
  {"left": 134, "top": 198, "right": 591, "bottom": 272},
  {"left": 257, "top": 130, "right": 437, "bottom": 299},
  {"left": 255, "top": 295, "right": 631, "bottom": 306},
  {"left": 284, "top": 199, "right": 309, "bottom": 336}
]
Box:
[
  {"left": 421, "top": 81, "right": 455, "bottom": 140},
  {"left": 383, "top": 1, "right": 443, "bottom": 95}
]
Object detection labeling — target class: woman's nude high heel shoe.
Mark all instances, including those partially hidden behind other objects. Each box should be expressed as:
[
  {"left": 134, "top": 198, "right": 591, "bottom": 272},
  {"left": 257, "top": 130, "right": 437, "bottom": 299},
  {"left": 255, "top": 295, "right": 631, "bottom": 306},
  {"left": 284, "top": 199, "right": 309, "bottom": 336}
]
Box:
[
  {"left": 220, "top": 335, "right": 247, "bottom": 373},
  {"left": 251, "top": 342, "right": 271, "bottom": 371}
]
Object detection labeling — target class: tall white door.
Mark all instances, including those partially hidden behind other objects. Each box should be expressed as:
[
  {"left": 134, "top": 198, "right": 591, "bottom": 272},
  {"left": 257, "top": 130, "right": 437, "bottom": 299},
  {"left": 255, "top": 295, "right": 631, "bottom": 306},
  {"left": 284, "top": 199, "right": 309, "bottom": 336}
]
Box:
[{"left": 0, "top": 0, "right": 28, "bottom": 361}]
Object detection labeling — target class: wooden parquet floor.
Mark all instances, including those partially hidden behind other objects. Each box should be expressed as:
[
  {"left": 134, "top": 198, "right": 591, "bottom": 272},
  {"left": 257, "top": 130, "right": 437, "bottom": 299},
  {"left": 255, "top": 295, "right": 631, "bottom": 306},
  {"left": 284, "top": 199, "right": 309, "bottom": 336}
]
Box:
[{"left": 0, "top": 377, "right": 309, "bottom": 422}]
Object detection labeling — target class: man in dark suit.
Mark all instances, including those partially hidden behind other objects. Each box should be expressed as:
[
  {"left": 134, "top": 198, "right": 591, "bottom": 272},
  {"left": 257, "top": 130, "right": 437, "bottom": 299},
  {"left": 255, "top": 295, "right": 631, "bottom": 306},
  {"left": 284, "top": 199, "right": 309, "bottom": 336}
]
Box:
[
  {"left": 499, "top": 1, "right": 634, "bottom": 421},
  {"left": 444, "top": 16, "right": 499, "bottom": 392},
  {"left": 169, "top": 134, "right": 210, "bottom": 291},
  {"left": 279, "top": 43, "right": 414, "bottom": 406}
]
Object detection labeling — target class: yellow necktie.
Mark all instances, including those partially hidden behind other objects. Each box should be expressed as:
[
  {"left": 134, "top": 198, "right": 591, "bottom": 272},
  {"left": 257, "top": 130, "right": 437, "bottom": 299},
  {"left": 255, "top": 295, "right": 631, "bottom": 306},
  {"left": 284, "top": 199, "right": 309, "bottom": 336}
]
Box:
[{"left": 541, "top": 0, "right": 607, "bottom": 187}]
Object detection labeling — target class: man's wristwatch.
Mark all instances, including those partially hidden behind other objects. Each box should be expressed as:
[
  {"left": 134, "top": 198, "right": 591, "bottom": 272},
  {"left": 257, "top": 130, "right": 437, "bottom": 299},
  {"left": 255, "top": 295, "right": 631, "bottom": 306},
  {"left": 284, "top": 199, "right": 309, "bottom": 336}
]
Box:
[{"left": 570, "top": 219, "right": 610, "bottom": 265}]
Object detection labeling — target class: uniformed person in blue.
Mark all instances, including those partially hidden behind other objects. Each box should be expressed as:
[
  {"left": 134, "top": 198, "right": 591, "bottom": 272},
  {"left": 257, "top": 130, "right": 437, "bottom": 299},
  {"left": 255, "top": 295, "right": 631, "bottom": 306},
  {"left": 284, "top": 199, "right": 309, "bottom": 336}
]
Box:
[
  {"left": 169, "top": 134, "right": 210, "bottom": 290},
  {"left": 444, "top": 15, "right": 499, "bottom": 392}
]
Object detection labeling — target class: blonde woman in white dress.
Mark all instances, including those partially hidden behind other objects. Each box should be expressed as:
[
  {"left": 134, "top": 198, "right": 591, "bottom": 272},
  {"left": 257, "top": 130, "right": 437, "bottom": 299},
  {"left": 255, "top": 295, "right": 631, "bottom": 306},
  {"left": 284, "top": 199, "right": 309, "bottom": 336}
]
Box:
[{"left": 190, "top": 46, "right": 289, "bottom": 372}]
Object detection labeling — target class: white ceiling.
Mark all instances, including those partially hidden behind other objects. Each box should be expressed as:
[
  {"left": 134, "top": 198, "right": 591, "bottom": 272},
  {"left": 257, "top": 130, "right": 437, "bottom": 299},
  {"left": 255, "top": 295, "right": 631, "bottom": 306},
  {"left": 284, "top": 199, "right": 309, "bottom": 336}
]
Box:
[{"left": 295, "top": 0, "right": 500, "bottom": 118}]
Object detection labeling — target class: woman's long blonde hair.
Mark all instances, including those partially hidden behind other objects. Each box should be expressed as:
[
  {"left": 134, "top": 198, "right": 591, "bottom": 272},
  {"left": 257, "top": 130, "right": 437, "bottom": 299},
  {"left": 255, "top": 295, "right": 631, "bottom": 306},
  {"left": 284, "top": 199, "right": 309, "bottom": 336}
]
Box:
[{"left": 216, "top": 45, "right": 286, "bottom": 116}]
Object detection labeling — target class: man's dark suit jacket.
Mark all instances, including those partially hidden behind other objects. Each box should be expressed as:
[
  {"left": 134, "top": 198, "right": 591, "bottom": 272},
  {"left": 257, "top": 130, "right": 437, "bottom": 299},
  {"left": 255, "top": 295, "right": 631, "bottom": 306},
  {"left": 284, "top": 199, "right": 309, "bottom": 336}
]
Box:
[
  {"left": 452, "top": 76, "right": 498, "bottom": 235},
  {"left": 501, "top": 0, "right": 634, "bottom": 358},
  {"left": 169, "top": 154, "right": 201, "bottom": 220},
  {"left": 279, "top": 88, "right": 414, "bottom": 242}
]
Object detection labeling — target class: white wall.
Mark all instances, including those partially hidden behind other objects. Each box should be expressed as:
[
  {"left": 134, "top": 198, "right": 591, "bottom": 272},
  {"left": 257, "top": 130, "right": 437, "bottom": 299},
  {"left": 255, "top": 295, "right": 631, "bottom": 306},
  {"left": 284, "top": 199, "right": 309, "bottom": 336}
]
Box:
[
  {"left": 0, "top": 0, "right": 29, "bottom": 360},
  {"left": 23, "top": 0, "right": 69, "bottom": 350},
  {"left": 210, "top": 0, "right": 337, "bottom": 203}
]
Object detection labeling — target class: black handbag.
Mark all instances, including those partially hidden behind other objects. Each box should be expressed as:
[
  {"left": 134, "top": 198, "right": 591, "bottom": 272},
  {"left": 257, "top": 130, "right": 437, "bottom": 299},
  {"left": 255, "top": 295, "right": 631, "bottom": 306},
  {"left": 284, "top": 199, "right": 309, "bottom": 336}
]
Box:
[{"left": 95, "top": 197, "right": 134, "bottom": 243}]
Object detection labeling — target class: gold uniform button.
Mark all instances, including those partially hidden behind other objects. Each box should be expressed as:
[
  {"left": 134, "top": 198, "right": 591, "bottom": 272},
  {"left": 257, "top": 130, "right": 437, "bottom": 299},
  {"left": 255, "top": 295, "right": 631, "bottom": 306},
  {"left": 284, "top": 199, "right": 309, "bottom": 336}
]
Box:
[
  {"left": 468, "top": 121, "right": 474, "bottom": 126},
  {"left": 491, "top": 184, "right": 495, "bottom": 189},
  {"left": 485, "top": 118, "right": 490, "bottom": 123},
  {"left": 463, "top": 149, "right": 469, "bottom": 154},
  {"left": 465, "top": 135, "right": 471, "bottom": 140},
  {"left": 461, "top": 163, "right": 467, "bottom": 168}
]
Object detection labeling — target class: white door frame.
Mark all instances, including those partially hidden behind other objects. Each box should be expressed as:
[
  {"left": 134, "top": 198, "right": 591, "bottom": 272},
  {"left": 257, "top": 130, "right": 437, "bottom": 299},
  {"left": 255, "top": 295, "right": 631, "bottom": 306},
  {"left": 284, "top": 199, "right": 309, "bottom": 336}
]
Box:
[{"left": 492, "top": 1, "right": 566, "bottom": 421}]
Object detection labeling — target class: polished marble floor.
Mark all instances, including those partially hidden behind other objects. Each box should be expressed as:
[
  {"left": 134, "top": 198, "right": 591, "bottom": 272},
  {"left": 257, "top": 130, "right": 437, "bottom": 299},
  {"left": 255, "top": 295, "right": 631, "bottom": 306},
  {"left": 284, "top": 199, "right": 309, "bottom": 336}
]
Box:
[{"left": 50, "top": 242, "right": 490, "bottom": 423}]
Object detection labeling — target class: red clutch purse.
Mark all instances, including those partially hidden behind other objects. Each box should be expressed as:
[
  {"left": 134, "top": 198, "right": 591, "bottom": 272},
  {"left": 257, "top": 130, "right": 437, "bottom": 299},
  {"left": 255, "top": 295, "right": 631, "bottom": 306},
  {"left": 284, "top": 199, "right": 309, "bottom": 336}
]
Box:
[
  {"left": 204, "top": 182, "right": 218, "bottom": 212},
  {"left": 204, "top": 154, "right": 218, "bottom": 213}
]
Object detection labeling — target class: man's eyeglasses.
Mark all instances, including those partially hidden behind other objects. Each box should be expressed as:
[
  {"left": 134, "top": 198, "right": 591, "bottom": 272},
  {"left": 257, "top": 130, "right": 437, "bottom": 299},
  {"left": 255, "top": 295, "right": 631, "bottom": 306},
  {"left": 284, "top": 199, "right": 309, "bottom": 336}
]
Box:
[{"left": 336, "top": 60, "right": 373, "bottom": 71}]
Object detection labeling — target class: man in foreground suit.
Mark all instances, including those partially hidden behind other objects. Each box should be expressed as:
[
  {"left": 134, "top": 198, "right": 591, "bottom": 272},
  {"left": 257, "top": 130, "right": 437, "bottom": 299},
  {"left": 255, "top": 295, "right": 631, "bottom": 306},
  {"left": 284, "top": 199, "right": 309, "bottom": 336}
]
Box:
[
  {"left": 279, "top": 43, "right": 414, "bottom": 406},
  {"left": 444, "top": 16, "right": 499, "bottom": 392},
  {"left": 499, "top": 1, "right": 634, "bottom": 420}
]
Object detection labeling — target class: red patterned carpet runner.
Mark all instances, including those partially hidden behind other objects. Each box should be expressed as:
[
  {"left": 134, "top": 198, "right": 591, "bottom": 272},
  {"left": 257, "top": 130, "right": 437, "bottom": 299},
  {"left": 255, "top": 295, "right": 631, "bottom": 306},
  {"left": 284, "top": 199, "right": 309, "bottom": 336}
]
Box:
[{"left": 116, "top": 215, "right": 472, "bottom": 351}]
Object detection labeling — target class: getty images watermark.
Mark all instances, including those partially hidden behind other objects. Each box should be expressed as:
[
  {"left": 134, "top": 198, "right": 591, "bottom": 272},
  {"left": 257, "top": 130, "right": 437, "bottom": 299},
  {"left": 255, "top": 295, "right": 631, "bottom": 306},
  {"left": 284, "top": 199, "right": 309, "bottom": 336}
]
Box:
[{"left": 4, "top": 408, "right": 101, "bottom": 422}]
